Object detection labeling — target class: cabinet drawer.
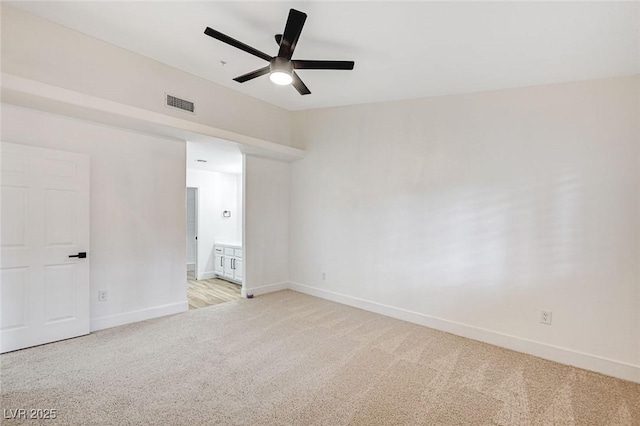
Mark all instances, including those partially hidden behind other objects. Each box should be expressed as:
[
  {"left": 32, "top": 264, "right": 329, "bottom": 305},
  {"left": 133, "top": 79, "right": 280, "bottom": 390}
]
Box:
[
  {"left": 224, "top": 247, "right": 234, "bottom": 255},
  {"left": 234, "top": 249, "right": 243, "bottom": 258}
]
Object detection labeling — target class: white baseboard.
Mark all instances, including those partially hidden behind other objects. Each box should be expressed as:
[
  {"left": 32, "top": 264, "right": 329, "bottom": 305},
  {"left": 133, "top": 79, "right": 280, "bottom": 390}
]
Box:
[
  {"left": 289, "top": 282, "right": 640, "bottom": 384},
  {"left": 90, "top": 301, "right": 188, "bottom": 332},
  {"left": 200, "top": 271, "right": 217, "bottom": 280},
  {"left": 246, "top": 281, "right": 289, "bottom": 297}
]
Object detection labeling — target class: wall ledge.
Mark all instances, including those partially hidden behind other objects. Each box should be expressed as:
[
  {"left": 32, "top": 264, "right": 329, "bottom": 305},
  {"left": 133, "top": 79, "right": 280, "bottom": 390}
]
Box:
[{"left": 1, "top": 73, "right": 305, "bottom": 162}]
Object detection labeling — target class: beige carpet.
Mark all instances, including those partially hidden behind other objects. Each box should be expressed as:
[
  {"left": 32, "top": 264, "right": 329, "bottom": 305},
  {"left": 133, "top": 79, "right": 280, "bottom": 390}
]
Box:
[{"left": 1, "top": 290, "right": 638, "bottom": 425}]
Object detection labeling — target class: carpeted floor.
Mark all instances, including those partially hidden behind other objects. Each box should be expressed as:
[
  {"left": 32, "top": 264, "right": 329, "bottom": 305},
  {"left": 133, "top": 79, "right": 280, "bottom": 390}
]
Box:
[{"left": 1, "top": 290, "right": 638, "bottom": 425}]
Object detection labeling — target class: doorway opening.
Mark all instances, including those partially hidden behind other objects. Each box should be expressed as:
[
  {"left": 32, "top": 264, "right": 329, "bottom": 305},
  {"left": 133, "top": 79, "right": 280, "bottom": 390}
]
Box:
[{"left": 185, "top": 139, "right": 244, "bottom": 310}]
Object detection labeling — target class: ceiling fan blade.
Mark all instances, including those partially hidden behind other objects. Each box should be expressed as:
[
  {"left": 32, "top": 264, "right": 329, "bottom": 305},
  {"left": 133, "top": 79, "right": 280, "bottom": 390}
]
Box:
[
  {"left": 291, "top": 72, "right": 311, "bottom": 95},
  {"left": 233, "top": 66, "right": 271, "bottom": 83},
  {"left": 277, "top": 9, "right": 307, "bottom": 60},
  {"left": 292, "top": 60, "right": 355, "bottom": 70},
  {"left": 204, "top": 27, "right": 272, "bottom": 62}
]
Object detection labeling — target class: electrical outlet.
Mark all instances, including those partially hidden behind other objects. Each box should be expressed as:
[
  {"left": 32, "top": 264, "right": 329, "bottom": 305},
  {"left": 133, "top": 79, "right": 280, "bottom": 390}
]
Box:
[
  {"left": 322, "top": 272, "right": 326, "bottom": 280},
  {"left": 540, "top": 310, "right": 552, "bottom": 325},
  {"left": 98, "top": 290, "right": 108, "bottom": 302}
]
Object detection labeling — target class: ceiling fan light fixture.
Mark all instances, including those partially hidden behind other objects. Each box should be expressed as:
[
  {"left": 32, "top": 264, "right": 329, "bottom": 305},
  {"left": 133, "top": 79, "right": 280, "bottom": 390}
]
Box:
[
  {"left": 270, "top": 70, "right": 293, "bottom": 85},
  {"left": 269, "top": 57, "right": 294, "bottom": 86}
]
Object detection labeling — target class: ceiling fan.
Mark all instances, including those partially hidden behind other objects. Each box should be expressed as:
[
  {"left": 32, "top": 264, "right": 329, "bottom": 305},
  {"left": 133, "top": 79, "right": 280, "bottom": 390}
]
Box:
[{"left": 204, "top": 8, "right": 355, "bottom": 95}]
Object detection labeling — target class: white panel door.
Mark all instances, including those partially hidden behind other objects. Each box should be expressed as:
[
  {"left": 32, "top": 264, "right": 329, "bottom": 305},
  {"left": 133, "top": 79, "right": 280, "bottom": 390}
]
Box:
[{"left": 1, "top": 142, "right": 90, "bottom": 353}]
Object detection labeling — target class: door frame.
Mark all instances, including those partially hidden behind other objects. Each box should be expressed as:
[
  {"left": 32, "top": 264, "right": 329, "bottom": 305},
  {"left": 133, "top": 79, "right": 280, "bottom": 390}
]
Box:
[{"left": 186, "top": 186, "right": 198, "bottom": 280}]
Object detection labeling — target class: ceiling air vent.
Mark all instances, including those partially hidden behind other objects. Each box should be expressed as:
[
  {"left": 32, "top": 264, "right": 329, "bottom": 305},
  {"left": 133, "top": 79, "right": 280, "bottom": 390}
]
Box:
[{"left": 166, "top": 94, "right": 195, "bottom": 113}]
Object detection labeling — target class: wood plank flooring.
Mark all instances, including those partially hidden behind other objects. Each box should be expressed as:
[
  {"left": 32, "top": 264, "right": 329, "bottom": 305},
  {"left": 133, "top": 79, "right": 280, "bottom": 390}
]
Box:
[{"left": 187, "top": 277, "right": 241, "bottom": 310}]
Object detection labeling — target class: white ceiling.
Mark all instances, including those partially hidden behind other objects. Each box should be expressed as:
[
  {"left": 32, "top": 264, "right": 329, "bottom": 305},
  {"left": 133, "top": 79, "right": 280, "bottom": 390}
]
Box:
[
  {"left": 187, "top": 139, "right": 242, "bottom": 174},
  {"left": 9, "top": 1, "right": 639, "bottom": 111}
]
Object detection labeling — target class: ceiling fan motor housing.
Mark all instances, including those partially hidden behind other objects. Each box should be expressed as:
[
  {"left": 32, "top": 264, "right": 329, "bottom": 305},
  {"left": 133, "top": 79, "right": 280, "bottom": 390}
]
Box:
[{"left": 270, "top": 57, "right": 293, "bottom": 75}]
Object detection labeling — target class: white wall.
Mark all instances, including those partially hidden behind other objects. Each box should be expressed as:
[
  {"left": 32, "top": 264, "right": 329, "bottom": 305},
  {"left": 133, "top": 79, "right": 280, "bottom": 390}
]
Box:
[
  {"left": 186, "top": 169, "right": 242, "bottom": 279},
  {"left": 1, "top": 5, "right": 291, "bottom": 147},
  {"left": 244, "top": 155, "right": 290, "bottom": 295},
  {"left": 1, "top": 104, "right": 187, "bottom": 330},
  {"left": 186, "top": 188, "right": 197, "bottom": 265},
  {"left": 290, "top": 76, "right": 640, "bottom": 380}
]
